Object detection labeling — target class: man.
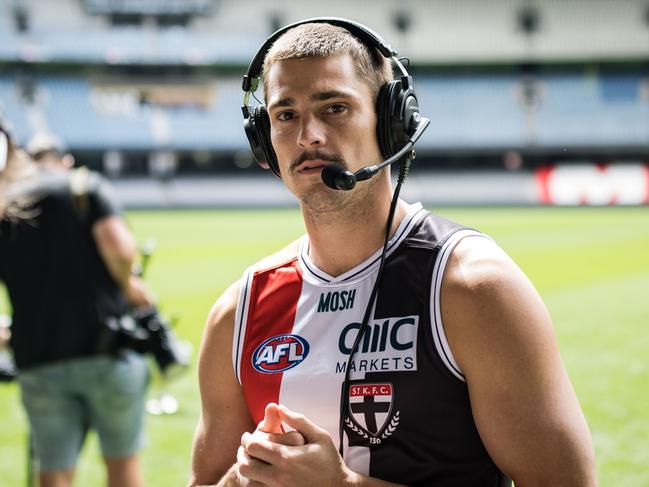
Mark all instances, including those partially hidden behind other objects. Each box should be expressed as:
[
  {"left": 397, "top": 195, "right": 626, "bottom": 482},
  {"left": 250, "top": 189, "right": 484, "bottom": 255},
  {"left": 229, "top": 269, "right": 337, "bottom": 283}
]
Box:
[
  {"left": 189, "top": 20, "right": 597, "bottom": 487},
  {"left": 0, "top": 123, "right": 153, "bottom": 487},
  {"left": 26, "top": 131, "right": 76, "bottom": 170}
]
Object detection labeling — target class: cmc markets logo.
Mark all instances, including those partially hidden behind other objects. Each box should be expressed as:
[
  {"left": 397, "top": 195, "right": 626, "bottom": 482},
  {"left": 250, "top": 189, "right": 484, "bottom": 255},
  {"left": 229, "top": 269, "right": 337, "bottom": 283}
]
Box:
[
  {"left": 252, "top": 334, "right": 310, "bottom": 374},
  {"left": 335, "top": 316, "right": 419, "bottom": 374}
]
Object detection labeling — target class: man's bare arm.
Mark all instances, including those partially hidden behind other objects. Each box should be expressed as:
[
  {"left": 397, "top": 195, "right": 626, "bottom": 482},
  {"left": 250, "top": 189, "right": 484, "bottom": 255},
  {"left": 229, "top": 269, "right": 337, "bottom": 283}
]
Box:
[
  {"left": 93, "top": 216, "right": 155, "bottom": 307},
  {"left": 442, "top": 236, "right": 597, "bottom": 486},
  {"left": 188, "top": 281, "right": 255, "bottom": 487}
]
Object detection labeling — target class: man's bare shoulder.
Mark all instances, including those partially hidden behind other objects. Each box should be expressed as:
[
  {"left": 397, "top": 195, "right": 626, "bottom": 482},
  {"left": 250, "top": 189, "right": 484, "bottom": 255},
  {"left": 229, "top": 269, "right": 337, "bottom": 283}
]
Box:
[
  {"left": 440, "top": 234, "right": 550, "bottom": 364},
  {"left": 205, "top": 280, "right": 241, "bottom": 335},
  {"left": 442, "top": 234, "right": 523, "bottom": 297},
  {"left": 440, "top": 232, "right": 555, "bottom": 377},
  {"left": 204, "top": 238, "right": 301, "bottom": 332}
]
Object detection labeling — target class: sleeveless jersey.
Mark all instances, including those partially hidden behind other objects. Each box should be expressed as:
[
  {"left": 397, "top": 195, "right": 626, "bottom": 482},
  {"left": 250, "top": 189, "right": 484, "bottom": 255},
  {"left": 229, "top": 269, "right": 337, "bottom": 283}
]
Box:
[{"left": 233, "top": 203, "right": 511, "bottom": 487}]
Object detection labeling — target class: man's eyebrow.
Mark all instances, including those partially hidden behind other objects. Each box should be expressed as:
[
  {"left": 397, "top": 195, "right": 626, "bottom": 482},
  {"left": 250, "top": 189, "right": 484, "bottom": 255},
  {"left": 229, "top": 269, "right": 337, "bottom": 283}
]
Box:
[
  {"left": 268, "top": 91, "right": 353, "bottom": 111},
  {"left": 310, "top": 90, "right": 352, "bottom": 102},
  {"left": 267, "top": 97, "right": 294, "bottom": 111}
]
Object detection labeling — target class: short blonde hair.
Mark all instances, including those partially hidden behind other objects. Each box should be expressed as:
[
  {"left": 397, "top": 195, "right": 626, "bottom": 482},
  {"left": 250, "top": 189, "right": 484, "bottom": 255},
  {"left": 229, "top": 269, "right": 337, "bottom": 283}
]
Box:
[{"left": 262, "top": 23, "right": 393, "bottom": 102}]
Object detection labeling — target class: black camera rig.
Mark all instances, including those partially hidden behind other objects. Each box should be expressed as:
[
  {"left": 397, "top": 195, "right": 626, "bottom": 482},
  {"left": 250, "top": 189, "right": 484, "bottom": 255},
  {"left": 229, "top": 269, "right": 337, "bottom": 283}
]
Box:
[
  {"left": 96, "top": 237, "right": 190, "bottom": 377},
  {"left": 97, "top": 306, "right": 190, "bottom": 377}
]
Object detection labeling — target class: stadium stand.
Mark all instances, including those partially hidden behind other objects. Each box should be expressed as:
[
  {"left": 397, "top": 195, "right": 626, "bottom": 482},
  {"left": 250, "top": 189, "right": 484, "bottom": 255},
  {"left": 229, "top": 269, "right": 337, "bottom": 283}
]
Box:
[
  {"left": 0, "top": 0, "right": 647, "bottom": 205},
  {"left": 1, "top": 72, "right": 646, "bottom": 152},
  {"left": 418, "top": 74, "right": 528, "bottom": 149},
  {"left": 2, "top": 0, "right": 648, "bottom": 64},
  {"left": 535, "top": 73, "right": 649, "bottom": 148}
]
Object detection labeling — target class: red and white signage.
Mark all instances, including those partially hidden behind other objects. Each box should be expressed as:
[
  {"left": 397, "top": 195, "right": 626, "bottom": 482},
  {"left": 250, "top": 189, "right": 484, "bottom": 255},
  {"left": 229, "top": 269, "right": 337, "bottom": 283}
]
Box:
[{"left": 536, "top": 163, "right": 649, "bottom": 205}]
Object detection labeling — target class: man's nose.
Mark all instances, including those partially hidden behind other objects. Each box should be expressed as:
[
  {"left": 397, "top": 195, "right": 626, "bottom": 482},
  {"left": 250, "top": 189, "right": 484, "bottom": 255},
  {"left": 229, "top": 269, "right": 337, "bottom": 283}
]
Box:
[{"left": 297, "top": 115, "right": 326, "bottom": 148}]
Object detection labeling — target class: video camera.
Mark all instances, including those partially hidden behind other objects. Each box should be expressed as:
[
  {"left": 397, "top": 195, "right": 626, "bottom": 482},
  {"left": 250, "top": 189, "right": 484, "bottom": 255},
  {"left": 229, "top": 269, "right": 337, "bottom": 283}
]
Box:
[
  {"left": 1, "top": 308, "right": 190, "bottom": 380},
  {"left": 97, "top": 306, "right": 189, "bottom": 377}
]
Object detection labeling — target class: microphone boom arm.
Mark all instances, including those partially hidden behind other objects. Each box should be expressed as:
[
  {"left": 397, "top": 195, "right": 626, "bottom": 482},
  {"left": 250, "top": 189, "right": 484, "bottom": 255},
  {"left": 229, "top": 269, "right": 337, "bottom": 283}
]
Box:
[
  {"left": 354, "top": 117, "right": 430, "bottom": 182},
  {"left": 321, "top": 117, "right": 430, "bottom": 190}
]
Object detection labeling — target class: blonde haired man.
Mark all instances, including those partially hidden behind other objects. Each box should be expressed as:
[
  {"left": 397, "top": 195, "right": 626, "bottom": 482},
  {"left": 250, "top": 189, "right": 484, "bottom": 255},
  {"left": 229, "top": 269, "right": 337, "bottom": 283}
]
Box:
[{"left": 189, "top": 20, "right": 596, "bottom": 487}]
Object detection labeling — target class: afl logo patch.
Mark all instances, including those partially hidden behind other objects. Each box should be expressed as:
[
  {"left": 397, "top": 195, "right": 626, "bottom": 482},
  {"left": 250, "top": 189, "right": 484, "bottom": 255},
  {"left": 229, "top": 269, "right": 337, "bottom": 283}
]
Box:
[{"left": 252, "top": 334, "right": 310, "bottom": 374}]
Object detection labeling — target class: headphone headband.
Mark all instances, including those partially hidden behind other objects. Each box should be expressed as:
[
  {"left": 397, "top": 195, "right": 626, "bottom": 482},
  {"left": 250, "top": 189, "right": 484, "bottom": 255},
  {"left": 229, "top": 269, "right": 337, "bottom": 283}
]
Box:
[
  {"left": 241, "top": 17, "right": 422, "bottom": 178},
  {"left": 242, "top": 17, "right": 398, "bottom": 93}
]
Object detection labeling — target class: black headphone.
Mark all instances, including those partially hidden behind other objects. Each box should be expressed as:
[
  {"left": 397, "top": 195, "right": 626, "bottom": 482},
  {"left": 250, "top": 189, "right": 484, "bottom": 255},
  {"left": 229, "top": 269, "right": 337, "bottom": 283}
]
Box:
[{"left": 241, "top": 17, "right": 423, "bottom": 178}]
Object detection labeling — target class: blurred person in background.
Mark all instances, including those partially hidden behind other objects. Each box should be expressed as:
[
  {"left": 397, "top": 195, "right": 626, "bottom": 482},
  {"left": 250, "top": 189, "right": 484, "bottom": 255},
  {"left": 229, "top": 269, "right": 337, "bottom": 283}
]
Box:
[
  {"left": 26, "top": 131, "right": 75, "bottom": 171},
  {"left": 189, "top": 19, "right": 596, "bottom": 487},
  {"left": 0, "top": 119, "right": 154, "bottom": 487}
]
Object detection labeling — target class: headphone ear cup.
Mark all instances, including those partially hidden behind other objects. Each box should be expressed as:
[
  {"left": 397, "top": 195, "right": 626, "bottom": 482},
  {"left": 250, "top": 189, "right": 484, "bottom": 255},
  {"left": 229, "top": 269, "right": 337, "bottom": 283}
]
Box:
[
  {"left": 375, "top": 81, "right": 397, "bottom": 159},
  {"left": 255, "top": 106, "right": 280, "bottom": 177},
  {"left": 376, "top": 79, "right": 421, "bottom": 159},
  {"left": 243, "top": 105, "right": 281, "bottom": 177}
]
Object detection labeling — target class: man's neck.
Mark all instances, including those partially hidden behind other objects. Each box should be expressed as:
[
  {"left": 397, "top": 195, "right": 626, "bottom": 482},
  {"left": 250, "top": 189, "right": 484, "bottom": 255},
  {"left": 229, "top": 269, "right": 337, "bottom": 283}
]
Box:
[{"left": 303, "top": 195, "right": 411, "bottom": 278}]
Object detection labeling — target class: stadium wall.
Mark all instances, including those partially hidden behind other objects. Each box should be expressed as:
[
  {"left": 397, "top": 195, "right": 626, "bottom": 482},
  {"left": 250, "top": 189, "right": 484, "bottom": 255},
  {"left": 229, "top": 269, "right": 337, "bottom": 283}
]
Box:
[{"left": 110, "top": 163, "right": 649, "bottom": 208}]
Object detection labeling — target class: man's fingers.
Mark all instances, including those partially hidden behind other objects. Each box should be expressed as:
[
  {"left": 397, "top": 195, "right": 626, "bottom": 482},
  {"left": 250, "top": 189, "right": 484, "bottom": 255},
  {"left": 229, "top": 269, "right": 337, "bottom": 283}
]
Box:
[
  {"left": 245, "top": 429, "right": 304, "bottom": 448},
  {"left": 238, "top": 431, "right": 304, "bottom": 486},
  {"left": 258, "top": 402, "right": 283, "bottom": 434},
  {"left": 242, "top": 431, "right": 290, "bottom": 465},
  {"left": 277, "top": 404, "right": 326, "bottom": 444},
  {"left": 266, "top": 430, "right": 306, "bottom": 447},
  {"left": 236, "top": 445, "right": 270, "bottom": 484}
]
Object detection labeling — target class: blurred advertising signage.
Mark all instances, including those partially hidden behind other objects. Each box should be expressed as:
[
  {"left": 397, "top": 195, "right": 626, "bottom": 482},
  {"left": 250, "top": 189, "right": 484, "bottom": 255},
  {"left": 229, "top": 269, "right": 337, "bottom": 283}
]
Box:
[
  {"left": 84, "top": 0, "right": 215, "bottom": 15},
  {"left": 536, "top": 163, "right": 649, "bottom": 205}
]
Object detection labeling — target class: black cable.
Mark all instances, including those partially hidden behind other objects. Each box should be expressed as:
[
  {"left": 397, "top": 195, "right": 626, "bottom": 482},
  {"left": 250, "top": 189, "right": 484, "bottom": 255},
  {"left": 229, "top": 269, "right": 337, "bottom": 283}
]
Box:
[{"left": 338, "top": 151, "right": 413, "bottom": 456}]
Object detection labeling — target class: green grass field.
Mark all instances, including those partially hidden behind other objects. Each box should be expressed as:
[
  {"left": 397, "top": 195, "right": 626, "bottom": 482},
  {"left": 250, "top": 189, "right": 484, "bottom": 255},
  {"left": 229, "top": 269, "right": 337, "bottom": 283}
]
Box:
[{"left": 1, "top": 206, "right": 648, "bottom": 486}]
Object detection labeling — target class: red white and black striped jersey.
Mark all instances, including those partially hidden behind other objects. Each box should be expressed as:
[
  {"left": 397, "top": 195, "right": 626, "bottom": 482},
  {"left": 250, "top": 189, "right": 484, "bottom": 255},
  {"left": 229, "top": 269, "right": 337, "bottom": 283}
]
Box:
[{"left": 233, "top": 203, "right": 511, "bottom": 487}]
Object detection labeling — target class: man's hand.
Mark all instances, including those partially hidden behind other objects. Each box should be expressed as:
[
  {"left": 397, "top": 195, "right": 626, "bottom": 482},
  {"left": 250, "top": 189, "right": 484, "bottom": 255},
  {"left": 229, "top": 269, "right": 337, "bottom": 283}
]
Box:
[
  {"left": 249, "top": 402, "right": 306, "bottom": 449},
  {"left": 237, "top": 404, "right": 353, "bottom": 487}
]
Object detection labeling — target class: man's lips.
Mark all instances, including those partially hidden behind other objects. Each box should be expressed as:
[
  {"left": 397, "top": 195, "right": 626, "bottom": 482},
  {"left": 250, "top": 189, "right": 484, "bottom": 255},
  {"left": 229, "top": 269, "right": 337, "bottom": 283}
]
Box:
[{"left": 295, "top": 160, "right": 330, "bottom": 173}]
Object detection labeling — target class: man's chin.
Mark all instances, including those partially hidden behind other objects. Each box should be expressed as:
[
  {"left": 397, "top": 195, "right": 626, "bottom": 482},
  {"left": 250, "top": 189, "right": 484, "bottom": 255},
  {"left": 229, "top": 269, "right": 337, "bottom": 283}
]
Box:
[{"left": 299, "top": 188, "right": 349, "bottom": 214}]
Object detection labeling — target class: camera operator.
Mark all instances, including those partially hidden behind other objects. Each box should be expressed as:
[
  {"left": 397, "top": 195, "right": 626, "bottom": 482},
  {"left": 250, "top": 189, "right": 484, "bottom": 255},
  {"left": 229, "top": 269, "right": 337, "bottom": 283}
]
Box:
[{"left": 0, "top": 122, "right": 154, "bottom": 487}]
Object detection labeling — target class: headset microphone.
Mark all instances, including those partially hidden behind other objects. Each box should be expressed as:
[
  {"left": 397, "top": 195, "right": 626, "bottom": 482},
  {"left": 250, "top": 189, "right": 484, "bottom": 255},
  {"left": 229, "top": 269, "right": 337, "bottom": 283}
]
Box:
[{"left": 321, "top": 116, "right": 430, "bottom": 190}]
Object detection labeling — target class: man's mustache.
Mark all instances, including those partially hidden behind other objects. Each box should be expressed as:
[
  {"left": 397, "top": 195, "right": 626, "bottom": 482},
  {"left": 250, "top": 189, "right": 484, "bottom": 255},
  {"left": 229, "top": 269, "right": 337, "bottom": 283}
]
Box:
[{"left": 290, "top": 150, "right": 345, "bottom": 172}]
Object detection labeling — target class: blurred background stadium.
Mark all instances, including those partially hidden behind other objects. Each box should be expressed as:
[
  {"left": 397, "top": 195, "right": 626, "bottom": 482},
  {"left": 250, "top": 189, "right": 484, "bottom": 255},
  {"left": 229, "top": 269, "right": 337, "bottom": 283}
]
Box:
[
  {"left": 1, "top": 0, "right": 648, "bottom": 206},
  {"left": 0, "top": 0, "right": 648, "bottom": 485}
]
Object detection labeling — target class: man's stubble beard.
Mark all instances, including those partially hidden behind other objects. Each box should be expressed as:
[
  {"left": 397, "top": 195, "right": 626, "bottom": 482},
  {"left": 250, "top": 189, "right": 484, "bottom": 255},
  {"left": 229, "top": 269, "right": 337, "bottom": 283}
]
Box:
[{"left": 297, "top": 176, "right": 378, "bottom": 226}]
